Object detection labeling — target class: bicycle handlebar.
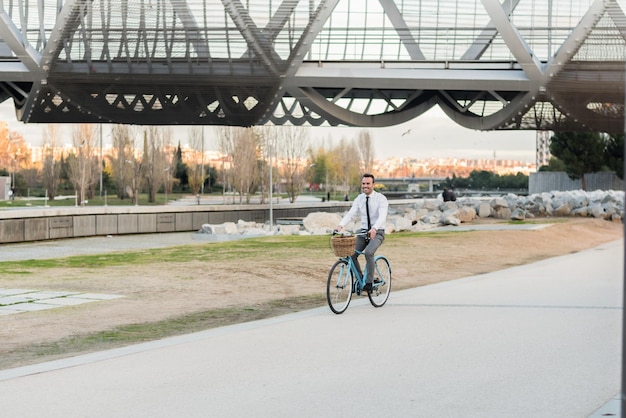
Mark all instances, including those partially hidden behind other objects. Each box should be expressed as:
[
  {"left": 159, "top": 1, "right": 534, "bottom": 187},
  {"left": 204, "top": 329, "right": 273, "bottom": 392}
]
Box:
[{"left": 332, "top": 230, "right": 367, "bottom": 237}]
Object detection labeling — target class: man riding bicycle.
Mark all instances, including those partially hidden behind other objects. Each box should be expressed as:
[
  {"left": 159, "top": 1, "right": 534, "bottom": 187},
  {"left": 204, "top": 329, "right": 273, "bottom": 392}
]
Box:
[{"left": 336, "top": 173, "right": 389, "bottom": 292}]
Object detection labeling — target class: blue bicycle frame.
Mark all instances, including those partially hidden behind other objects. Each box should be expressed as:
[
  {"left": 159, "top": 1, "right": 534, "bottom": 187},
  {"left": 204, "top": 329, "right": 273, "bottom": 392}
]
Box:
[{"left": 339, "top": 248, "right": 383, "bottom": 295}]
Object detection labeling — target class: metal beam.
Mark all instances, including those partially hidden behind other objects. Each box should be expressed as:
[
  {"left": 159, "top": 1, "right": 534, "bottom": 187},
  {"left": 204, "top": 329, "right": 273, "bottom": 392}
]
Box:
[
  {"left": 0, "top": 8, "right": 42, "bottom": 76},
  {"left": 462, "top": 0, "right": 521, "bottom": 60},
  {"left": 288, "top": 64, "right": 536, "bottom": 91},
  {"left": 544, "top": 0, "right": 609, "bottom": 83},
  {"left": 221, "top": 0, "right": 281, "bottom": 75},
  {"left": 378, "top": 0, "right": 425, "bottom": 60},
  {"left": 481, "top": 0, "right": 544, "bottom": 81}
]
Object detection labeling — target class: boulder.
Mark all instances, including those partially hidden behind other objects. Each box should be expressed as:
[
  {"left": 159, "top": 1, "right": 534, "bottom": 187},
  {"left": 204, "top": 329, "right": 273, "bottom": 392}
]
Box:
[
  {"left": 477, "top": 203, "right": 491, "bottom": 218},
  {"left": 200, "top": 221, "right": 239, "bottom": 234},
  {"left": 419, "top": 199, "right": 441, "bottom": 211},
  {"left": 456, "top": 206, "right": 477, "bottom": 223},
  {"left": 510, "top": 207, "right": 526, "bottom": 221},
  {"left": 553, "top": 203, "right": 572, "bottom": 216},
  {"left": 441, "top": 213, "right": 461, "bottom": 226},
  {"left": 388, "top": 216, "right": 414, "bottom": 232},
  {"left": 277, "top": 224, "right": 301, "bottom": 235},
  {"left": 303, "top": 212, "right": 342, "bottom": 231},
  {"left": 490, "top": 197, "right": 509, "bottom": 210},
  {"left": 421, "top": 211, "right": 442, "bottom": 225},
  {"left": 493, "top": 207, "right": 512, "bottom": 219},
  {"left": 588, "top": 203, "right": 605, "bottom": 218}
]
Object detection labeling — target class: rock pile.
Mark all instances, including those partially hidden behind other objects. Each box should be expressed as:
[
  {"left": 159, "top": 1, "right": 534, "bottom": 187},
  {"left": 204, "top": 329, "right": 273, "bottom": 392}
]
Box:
[{"left": 199, "top": 189, "right": 624, "bottom": 236}]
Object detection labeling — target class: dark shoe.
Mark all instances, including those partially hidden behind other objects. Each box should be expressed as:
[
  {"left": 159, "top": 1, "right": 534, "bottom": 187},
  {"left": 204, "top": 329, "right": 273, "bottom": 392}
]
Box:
[{"left": 362, "top": 282, "right": 373, "bottom": 293}]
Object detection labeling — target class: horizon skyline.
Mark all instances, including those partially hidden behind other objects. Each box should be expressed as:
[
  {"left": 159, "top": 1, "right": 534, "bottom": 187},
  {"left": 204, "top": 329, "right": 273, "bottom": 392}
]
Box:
[{"left": 0, "top": 100, "right": 539, "bottom": 165}]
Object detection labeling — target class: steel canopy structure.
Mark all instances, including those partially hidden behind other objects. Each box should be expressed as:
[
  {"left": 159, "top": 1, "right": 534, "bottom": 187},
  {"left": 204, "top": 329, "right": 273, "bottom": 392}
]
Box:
[{"left": 0, "top": 0, "right": 624, "bottom": 132}]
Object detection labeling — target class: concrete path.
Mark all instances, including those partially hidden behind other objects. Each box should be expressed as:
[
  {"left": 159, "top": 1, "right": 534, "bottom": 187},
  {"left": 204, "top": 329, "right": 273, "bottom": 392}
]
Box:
[
  {"left": 0, "top": 231, "right": 239, "bottom": 261},
  {"left": 0, "top": 239, "right": 622, "bottom": 417}
]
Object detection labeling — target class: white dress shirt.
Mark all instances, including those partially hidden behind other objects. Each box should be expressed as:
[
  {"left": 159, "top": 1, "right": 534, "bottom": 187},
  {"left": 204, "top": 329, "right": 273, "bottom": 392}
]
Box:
[{"left": 339, "top": 190, "right": 388, "bottom": 231}]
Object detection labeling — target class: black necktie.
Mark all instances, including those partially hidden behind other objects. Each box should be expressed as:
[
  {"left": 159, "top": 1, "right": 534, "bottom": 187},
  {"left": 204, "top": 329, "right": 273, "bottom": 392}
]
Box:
[{"left": 366, "top": 196, "right": 371, "bottom": 230}]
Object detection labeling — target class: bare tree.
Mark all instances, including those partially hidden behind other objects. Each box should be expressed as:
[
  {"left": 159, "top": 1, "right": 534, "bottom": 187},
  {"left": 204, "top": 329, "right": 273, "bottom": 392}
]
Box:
[
  {"left": 68, "top": 124, "right": 98, "bottom": 205},
  {"left": 143, "top": 126, "right": 170, "bottom": 203},
  {"left": 255, "top": 125, "right": 275, "bottom": 204},
  {"left": 125, "top": 132, "right": 144, "bottom": 206},
  {"left": 215, "top": 126, "right": 260, "bottom": 203},
  {"left": 357, "top": 129, "right": 375, "bottom": 173},
  {"left": 215, "top": 126, "right": 236, "bottom": 202},
  {"left": 332, "top": 137, "right": 361, "bottom": 198},
  {"left": 232, "top": 128, "right": 260, "bottom": 203},
  {"left": 110, "top": 125, "right": 134, "bottom": 199},
  {"left": 41, "top": 125, "right": 61, "bottom": 200},
  {"left": 275, "top": 125, "right": 310, "bottom": 203},
  {"left": 187, "top": 126, "right": 205, "bottom": 195}
]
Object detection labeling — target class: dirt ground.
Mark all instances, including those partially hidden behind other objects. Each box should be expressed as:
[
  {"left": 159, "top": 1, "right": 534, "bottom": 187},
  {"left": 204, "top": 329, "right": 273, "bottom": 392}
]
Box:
[{"left": 0, "top": 217, "right": 623, "bottom": 368}]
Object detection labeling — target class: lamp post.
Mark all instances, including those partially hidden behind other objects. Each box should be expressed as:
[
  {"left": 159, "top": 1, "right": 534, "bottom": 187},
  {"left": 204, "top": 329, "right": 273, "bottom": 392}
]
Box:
[
  {"left": 10, "top": 158, "right": 15, "bottom": 190},
  {"left": 99, "top": 124, "right": 103, "bottom": 197},
  {"left": 201, "top": 126, "right": 205, "bottom": 195}
]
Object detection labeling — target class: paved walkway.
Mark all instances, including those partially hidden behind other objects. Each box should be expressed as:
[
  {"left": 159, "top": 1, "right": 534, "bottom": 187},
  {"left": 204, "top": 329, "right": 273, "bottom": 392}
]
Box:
[
  {"left": 0, "top": 231, "right": 240, "bottom": 262},
  {"left": 0, "top": 288, "right": 122, "bottom": 315},
  {"left": 0, "top": 235, "right": 622, "bottom": 417}
]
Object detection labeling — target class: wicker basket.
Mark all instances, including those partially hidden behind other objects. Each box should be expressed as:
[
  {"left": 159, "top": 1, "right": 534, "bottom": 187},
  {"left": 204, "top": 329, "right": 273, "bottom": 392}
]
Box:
[{"left": 331, "top": 235, "right": 356, "bottom": 257}]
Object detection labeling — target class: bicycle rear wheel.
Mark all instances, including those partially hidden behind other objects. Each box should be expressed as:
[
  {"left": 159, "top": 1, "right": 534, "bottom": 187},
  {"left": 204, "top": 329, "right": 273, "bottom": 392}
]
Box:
[
  {"left": 368, "top": 256, "right": 391, "bottom": 307},
  {"left": 327, "top": 259, "right": 353, "bottom": 314}
]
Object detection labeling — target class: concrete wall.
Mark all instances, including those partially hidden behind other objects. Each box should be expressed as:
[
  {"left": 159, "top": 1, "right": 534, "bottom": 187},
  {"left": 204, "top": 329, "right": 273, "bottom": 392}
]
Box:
[
  {"left": 0, "top": 203, "right": 351, "bottom": 245},
  {"left": 529, "top": 171, "right": 623, "bottom": 195}
]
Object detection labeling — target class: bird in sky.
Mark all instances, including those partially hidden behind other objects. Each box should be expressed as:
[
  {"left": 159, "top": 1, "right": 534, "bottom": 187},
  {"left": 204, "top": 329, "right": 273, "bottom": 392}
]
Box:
[{"left": 401, "top": 129, "right": 411, "bottom": 136}]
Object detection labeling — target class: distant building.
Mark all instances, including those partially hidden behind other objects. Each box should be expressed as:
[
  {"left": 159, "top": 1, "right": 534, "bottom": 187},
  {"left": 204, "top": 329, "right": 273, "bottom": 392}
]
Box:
[{"left": 536, "top": 131, "right": 551, "bottom": 168}]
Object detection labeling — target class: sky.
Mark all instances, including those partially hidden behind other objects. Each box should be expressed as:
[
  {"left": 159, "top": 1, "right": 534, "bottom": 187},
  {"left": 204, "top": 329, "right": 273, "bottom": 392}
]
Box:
[
  {"left": 308, "top": 106, "right": 537, "bottom": 163},
  {"left": 0, "top": 99, "right": 537, "bottom": 164}
]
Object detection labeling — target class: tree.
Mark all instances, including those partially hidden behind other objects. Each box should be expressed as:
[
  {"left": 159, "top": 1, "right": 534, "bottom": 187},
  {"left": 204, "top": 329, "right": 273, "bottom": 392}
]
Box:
[
  {"left": 308, "top": 148, "right": 331, "bottom": 192},
  {"left": 468, "top": 170, "right": 495, "bottom": 189},
  {"left": 172, "top": 142, "right": 188, "bottom": 192},
  {"left": 603, "top": 133, "right": 623, "bottom": 179},
  {"left": 538, "top": 157, "right": 566, "bottom": 172},
  {"left": 356, "top": 129, "right": 375, "bottom": 173},
  {"left": 275, "top": 125, "right": 309, "bottom": 203},
  {"left": 232, "top": 128, "right": 261, "bottom": 203},
  {"left": 0, "top": 122, "right": 30, "bottom": 194},
  {"left": 110, "top": 125, "right": 136, "bottom": 199},
  {"left": 255, "top": 125, "right": 274, "bottom": 204},
  {"left": 549, "top": 131, "right": 605, "bottom": 190},
  {"left": 186, "top": 126, "right": 205, "bottom": 195},
  {"left": 68, "top": 124, "right": 98, "bottom": 205},
  {"left": 41, "top": 124, "right": 62, "bottom": 200},
  {"left": 143, "top": 126, "right": 170, "bottom": 202},
  {"left": 216, "top": 126, "right": 260, "bottom": 203},
  {"left": 333, "top": 137, "right": 361, "bottom": 198}
]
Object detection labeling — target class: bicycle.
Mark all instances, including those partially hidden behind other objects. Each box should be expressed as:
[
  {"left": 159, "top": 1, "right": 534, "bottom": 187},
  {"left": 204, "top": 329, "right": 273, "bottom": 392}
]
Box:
[{"left": 326, "top": 231, "right": 392, "bottom": 314}]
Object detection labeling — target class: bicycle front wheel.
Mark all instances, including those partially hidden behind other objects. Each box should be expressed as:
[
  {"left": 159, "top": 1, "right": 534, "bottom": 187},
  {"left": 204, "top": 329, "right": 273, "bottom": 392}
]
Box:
[
  {"left": 368, "top": 256, "right": 391, "bottom": 308},
  {"left": 326, "top": 259, "right": 353, "bottom": 314}
]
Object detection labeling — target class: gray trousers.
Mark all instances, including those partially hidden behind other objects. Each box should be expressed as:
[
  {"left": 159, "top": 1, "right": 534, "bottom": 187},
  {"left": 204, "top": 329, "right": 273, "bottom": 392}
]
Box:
[{"left": 351, "top": 229, "right": 385, "bottom": 283}]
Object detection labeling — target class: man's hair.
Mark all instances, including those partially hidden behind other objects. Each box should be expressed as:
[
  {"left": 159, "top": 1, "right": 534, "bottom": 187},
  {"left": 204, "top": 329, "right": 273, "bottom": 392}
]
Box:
[{"left": 363, "top": 173, "right": 375, "bottom": 183}]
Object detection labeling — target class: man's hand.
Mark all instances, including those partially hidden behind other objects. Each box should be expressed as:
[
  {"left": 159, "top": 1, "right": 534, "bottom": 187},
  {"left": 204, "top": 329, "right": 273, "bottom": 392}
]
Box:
[{"left": 368, "top": 228, "right": 376, "bottom": 240}]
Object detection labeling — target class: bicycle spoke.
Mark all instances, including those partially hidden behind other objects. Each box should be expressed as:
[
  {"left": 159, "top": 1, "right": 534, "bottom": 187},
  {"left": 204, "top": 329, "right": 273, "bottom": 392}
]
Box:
[
  {"left": 327, "top": 259, "right": 352, "bottom": 314},
  {"left": 368, "top": 256, "right": 391, "bottom": 307}
]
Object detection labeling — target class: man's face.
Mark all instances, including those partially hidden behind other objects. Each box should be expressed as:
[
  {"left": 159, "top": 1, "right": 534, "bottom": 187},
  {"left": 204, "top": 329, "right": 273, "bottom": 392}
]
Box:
[{"left": 361, "top": 177, "right": 374, "bottom": 195}]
